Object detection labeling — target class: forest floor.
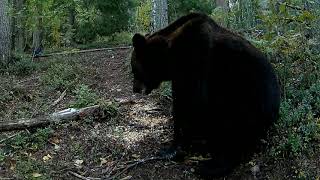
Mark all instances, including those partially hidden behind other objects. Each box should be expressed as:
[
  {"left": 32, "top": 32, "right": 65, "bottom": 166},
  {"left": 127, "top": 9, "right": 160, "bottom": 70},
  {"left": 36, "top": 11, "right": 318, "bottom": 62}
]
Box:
[{"left": 0, "top": 48, "right": 319, "bottom": 179}]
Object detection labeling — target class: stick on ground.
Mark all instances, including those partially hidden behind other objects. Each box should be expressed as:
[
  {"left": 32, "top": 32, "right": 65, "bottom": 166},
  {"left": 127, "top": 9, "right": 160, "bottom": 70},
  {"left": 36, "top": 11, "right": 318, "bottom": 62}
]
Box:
[
  {"left": 0, "top": 105, "right": 104, "bottom": 132},
  {"left": 50, "top": 90, "right": 67, "bottom": 107},
  {"left": 68, "top": 171, "right": 101, "bottom": 180},
  {"left": 105, "top": 156, "right": 165, "bottom": 180}
]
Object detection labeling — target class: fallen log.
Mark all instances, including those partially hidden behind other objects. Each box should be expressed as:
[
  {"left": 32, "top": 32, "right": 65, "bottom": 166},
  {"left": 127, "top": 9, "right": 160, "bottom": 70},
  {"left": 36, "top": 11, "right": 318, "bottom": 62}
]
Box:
[
  {"left": 0, "top": 105, "right": 104, "bottom": 132},
  {"left": 35, "top": 46, "right": 132, "bottom": 58}
]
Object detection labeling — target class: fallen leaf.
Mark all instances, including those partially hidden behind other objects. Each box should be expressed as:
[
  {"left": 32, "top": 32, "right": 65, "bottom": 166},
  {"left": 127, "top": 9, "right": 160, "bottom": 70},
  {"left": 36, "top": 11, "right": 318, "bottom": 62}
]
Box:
[
  {"left": 32, "top": 172, "right": 42, "bottom": 177},
  {"left": 49, "top": 136, "right": 61, "bottom": 145},
  {"left": 43, "top": 154, "right": 52, "bottom": 162},
  {"left": 54, "top": 144, "right": 60, "bottom": 151},
  {"left": 189, "top": 156, "right": 211, "bottom": 161},
  {"left": 9, "top": 159, "right": 16, "bottom": 170},
  {"left": 74, "top": 159, "right": 84, "bottom": 168},
  {"left": 100, "top": 158, "right": 108, "bottom": 166},
  {"left": 251, "top": 165, "right": 260, "bottom": 176},
  {"left": 131, "top": 154, "right": 140, "bottom": 159},
  {"left": 249, "top": 161, "right": 255, "bottom": 166}
]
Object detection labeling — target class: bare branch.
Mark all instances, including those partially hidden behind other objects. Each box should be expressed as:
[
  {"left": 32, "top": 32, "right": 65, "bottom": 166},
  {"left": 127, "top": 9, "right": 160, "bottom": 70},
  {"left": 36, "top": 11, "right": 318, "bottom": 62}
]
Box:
[
  {"left": 105, "top": 156, "right": 164, "bottom": 180},
  {"left": 50, "top": 90, "right": 67, "bottom": 107},
  {"left": 68, "top": 171, "right": 101, "bottom": 180},
  {"left": 35, "top": 46, "right": 132, "bottom": 58},
  {"left": 0, "top": 105, "right": 104, "bottom": 131}
]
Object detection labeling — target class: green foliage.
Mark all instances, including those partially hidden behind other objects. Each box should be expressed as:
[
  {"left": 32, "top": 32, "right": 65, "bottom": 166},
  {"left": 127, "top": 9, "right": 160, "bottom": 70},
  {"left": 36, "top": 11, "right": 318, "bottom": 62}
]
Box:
[
  {"left": 41, "top": 61, "right": 84, "bottom": 91},
  {"left": 135, "top": 0, "right": 152, "bottom": 32},
  {"left": 73, "top": 0, "right": 137, "bottom": 44},
  {"left": 159, "top": 82, "right": 172, "bottom": 99},
  {"left": 97, "top": 32, "right": 133, "bottom": 46},
  {"left": 0, "top": 82, "right": 24, "bottom": 105},
  {"left": 0, "top": 149, "right": 5, "bottom": 163},
  {"left": 274, "top": 81, "right": 320, "bottom": 156},
  {"left": 95, "top": 0, "right": 137, "bottom": 36},
  {"left": 210, "top": 7, "right": 229, "bottom": 26},
  {"left": 16, "top": 157, "right": 50, "bottom": 179},
  {"left": 168, "top": 0, "right": 215, "bottom": 22},
  {"left": 99, "top": 101, "right": 119, "bottom": 119},
  {"left": 76, "top": 31, "right": 132, "bottom": 49},
  {"left": 74, "top": 3, "right": 100, "bottom": 44},
  {"left": 70, "top": 84, "right": 98, "bottom": 108},
  {"left": 210, "top": 0, "right": 320, "bottom": 158},
  {"left": 4, "top": 58, "right": 39, "bottom": 76},
  {"left": 13, "top": 0, "right": 137, "bottom": 49},
  {"left": 248, "top": 0, "right": 320, "bottom": 157},
  {"left": 6, "top": 128, "right": 53, "bottom": 151}
]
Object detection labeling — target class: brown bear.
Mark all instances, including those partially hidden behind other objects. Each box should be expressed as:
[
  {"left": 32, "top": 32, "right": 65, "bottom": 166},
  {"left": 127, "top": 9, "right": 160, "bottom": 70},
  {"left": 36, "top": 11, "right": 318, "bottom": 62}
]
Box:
[{"left": 131, "top": 13, "right": 280, "bottom": 178}]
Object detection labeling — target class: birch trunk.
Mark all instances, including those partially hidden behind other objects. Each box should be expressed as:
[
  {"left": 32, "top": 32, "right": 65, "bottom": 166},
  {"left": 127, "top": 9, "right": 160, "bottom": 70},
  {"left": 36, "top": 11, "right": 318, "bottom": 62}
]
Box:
[
  {"left": 0, "top": 0, "right": 11, "bottom": 65},
  {"left": 151, "top": 0, "right": 168, "bottom": 32}
]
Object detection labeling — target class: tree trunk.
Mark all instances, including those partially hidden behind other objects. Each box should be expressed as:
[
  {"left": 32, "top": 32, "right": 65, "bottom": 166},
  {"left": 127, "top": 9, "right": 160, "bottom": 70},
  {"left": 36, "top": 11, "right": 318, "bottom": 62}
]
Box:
[
  {"left": 69, "top": 6, "right": 75, "bottom": 28},
  {"left": 15, "top": 0, "right": 25, "bottom": 53},
  {"left": 0, "top": 0, "right": 12, "bottom": 65},
  {"left": 11, "top": 0, "right": 16, "bottom": 52},
  {"left": 216, "top": 0, "right": 229, "bottom": 10},
  {"left": 32, "top": 5, "right": 43, "bottom": 55},
  {"left": 66, "top": 2, "right": 76, "bottom": 46},
  {"left": 216, "top": 0, "right": 230, "bottom": 27},
  {"left": 260, "top": 0, "right": 268, "bottom": 10},
  {"left": 32, "top": 19, "right": 41, "bottom": 53},
  {"left": 151, "top": 0, "right": 168, "bottom": 32}
]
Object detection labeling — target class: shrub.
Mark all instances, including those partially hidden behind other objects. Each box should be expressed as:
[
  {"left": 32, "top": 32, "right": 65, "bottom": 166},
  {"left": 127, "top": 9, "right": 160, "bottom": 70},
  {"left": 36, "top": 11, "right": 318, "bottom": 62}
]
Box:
[
  {"left": 41, "top": 61, "right": 84, "bottom": 91},
  {"left": 99, "top": 100, "right": 119, "bottom": 119},
  {"left": 5, "top": 128, "right": 53, "bottom": 151},
  {"left": 69, "top": 84, "right": 98, "bottom": 108},
  {"left": 5, "top": 58, "right": 39, "bottom": 76}
]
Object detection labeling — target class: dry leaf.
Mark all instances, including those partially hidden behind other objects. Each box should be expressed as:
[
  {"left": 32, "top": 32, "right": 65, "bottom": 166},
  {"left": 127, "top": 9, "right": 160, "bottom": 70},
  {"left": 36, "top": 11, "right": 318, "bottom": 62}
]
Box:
[
  {"left": 131, "top": 154, "right": 140, "bottom": 159},
  {"left": 32, "top": 172, "right": 42, "bottom": 177},
  {"left": 43, "top": 154, "right": 52, "bottom": 162},
  {"left": 54, "top": 144, "right": 60, "bottom": 151},
  {"left": 100, "top": 158, "right": 108, "bottom": 166},
  {"left": 189, "top": 156, "right": 211, "bottom": 161},
  {"left": 49, "top": 136, "right": 61, "bottom": 145},
  {"left": 9, "top": 159, "right": 16, "bottom": 170},
  {"left": 74, "top": 159, "right": 84, "bottom": 168}
]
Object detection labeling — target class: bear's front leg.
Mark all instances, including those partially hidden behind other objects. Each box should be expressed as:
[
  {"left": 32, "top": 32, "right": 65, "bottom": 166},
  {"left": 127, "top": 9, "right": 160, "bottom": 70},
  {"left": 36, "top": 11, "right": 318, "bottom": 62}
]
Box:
[{"left": 158, "top": 117, "right": 186, "bottom": 161}]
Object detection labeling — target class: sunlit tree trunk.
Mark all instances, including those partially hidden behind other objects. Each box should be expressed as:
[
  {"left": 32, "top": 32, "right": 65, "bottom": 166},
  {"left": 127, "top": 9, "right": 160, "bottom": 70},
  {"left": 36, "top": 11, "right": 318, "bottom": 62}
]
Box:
[
  {"left": 11, "top": 0, "right": 16, "bottom": 52},
  {"left": 260, "top": 0, "right": 268, "bottom": 10},
  {"left": 32, "top": 4, "right": 43, "bottom": 55},
  {"left": 17, "top": 0, "right": 25, "bottom": 53},
  {"left": 216, "top": 0, "right": 230, "bottom": 27},
  {"left": 12, "top": 0, "right": 25, "bottom": 53},
  {"left": 216, "top": 0, "right": 229, "bottom": 10},
  {"left": 235, "top": 0, "right": 256, "bottom": 30},
  {"left": 66, "top": 1, "right": 76, "bottom": 46},
  {"left": 151, "top": 0, "right": 168, "bottom": 32},
  {"left": 0, "top": 0, "right": 11, "bottom": 65}
]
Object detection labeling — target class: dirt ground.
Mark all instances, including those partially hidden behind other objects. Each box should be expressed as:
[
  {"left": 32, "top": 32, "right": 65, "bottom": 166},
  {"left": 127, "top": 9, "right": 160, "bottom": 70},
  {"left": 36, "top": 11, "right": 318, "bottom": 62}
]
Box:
[{"left": 0, "top": 49, "right": 318, "bottom": 179}]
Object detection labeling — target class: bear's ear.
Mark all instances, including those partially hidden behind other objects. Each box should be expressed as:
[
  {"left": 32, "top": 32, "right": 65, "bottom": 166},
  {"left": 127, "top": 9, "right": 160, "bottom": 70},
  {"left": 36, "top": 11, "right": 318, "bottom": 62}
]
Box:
[{"left": 132, "top": 34, "right": 146, "bottom": 48}]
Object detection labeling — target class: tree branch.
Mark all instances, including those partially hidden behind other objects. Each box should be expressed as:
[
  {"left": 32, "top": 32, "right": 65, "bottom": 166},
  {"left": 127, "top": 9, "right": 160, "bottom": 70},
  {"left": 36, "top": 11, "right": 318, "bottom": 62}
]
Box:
[{"left": 0, "top": 105, "right": 104, "bottom": 131}]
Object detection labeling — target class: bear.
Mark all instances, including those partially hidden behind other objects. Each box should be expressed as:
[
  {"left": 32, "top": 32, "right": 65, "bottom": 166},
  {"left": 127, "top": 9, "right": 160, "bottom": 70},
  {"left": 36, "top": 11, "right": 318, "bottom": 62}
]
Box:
[{"left": 131, "top": 12, "right": 280, "bottom": 178}]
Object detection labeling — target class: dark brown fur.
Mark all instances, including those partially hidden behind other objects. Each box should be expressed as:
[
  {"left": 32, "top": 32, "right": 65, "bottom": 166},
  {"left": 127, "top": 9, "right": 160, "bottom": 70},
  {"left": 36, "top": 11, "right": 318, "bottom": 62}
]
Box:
[{"left": 131, "top": 13, "right": 280, "bottom": 178}]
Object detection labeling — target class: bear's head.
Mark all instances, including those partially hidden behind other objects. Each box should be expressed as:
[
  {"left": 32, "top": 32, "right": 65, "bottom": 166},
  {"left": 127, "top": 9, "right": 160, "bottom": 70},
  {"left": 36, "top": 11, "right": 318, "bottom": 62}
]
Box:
[{"left": 131, "top": 33, "right": 171, "bottom": 94}]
